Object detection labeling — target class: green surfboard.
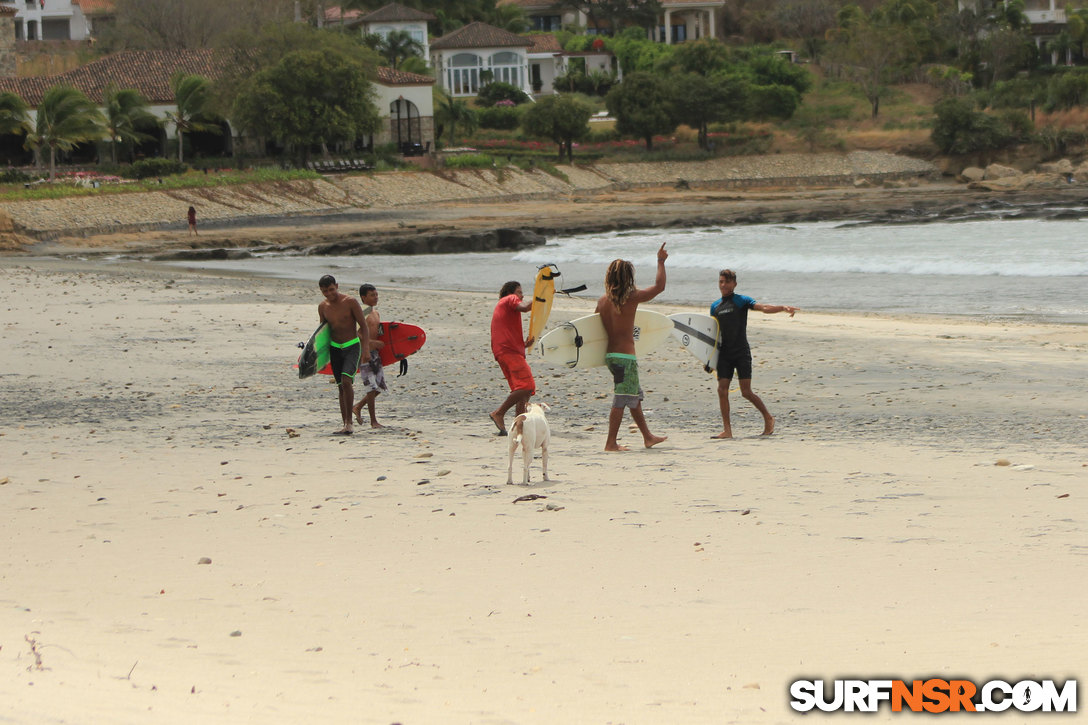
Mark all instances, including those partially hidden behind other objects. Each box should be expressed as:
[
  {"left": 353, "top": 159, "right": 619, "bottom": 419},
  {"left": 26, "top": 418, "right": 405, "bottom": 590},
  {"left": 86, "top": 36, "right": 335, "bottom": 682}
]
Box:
[{"left": 297, "top": 323, "right": 331, "bottom": 379}]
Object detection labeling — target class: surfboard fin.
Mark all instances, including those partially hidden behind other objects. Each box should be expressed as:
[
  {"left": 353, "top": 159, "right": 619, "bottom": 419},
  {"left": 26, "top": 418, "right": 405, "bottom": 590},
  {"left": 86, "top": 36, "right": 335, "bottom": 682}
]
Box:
[
  {"left": 398, "top": 359, "right": 408, "bottom": 377},
  {"left": 559, "top": 284, "right": 587, "bottom": 295}
]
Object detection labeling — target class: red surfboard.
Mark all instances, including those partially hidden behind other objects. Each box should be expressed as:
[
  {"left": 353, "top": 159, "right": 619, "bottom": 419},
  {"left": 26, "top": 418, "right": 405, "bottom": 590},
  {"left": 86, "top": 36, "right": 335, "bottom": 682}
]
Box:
[{"left": 317, "top": 321, "right": 426, "bottom": 374}]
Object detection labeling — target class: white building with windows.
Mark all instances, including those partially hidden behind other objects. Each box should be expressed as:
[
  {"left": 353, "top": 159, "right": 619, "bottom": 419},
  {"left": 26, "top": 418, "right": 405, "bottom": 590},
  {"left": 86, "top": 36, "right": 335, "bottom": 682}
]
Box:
[
  {"left": 358, "top": 2, "right": 435, "bottom": 62},
  {"left": 1, "top": 0, "right": 112, "bottom": 41},
  {"left": 430, "top": 21, "right": 532, "bottom": 98}
]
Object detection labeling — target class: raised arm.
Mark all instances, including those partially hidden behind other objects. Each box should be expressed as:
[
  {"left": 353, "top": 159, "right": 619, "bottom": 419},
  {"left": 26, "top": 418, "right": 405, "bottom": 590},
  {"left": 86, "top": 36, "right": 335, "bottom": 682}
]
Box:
[
  {"left": 633, "top": 242, "right": 668, "bottom": 303},
  {"left": 753, "top": 303, "right": 800, "bottom": 317}
]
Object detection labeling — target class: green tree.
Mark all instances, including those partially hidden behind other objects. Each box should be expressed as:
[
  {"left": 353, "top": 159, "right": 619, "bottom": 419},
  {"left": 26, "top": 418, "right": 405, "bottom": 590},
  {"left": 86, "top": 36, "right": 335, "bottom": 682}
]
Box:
[
  {"left": 103, "top": 84, "right": 158, "bottom": 165},
  {"left": 565, "top": 0, "right": 661, "bottom": 37},
  {"left": 0, "top": 91, "right": 30, "bottom": 138},
  {"left": 670, "top": 72, "right": 745, "bottom": 150},
  {"left": 434, "top": 89, "right": 478, "bottom": 147},
  {"left": 605, "top": 72, "right": 676, "bottom": 150},
  {"left": 482, "top": 2, "right": 529, "bottom": 33},
  {"left": 25, "top": 86, "right": 105, "bottom": 179},
  {"left": 669, "top": 38, "right": 731, "bottom": 76},
  {"left": 521, "top": 93, "right": 592, "bottom": 162},
  {"left": 165, "top": 73, "right": 218, "bottom": 163},
  {"left": 376, "top": 29, "right": 424, "bottom": 70},
  {"left": 931, "top": 96, "right": 1018, "bottom": 154},
  {"left": 832, "top": 19, "right": 911, "bottom": 118},
  {"left": 232, "top": 47, "right": 379, "bottom": 161}
]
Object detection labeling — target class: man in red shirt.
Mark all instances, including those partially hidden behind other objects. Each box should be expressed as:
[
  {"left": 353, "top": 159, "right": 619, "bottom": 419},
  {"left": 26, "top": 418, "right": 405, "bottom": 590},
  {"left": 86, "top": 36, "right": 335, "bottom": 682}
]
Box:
[{"left": 489, "top": 280, "right": 535, "bottom": 435}]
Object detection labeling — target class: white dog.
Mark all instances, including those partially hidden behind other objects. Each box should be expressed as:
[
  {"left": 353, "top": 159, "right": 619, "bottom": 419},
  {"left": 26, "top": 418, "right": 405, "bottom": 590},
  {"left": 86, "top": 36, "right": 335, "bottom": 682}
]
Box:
[{"left": 507, "top": 402, "right": 551, "bottom": 485}]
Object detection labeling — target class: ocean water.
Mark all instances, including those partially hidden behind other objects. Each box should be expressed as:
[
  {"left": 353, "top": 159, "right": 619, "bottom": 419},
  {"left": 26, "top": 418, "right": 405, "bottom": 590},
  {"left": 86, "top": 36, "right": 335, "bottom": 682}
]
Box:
[{"left": 157, "top": 217, "right": 1088, "bottom": 323}]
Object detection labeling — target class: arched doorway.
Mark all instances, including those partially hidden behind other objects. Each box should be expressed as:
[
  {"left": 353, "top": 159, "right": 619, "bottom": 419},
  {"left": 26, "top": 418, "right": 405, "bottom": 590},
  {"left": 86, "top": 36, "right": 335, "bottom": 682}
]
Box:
[{"left": 390, "top": 98, "right": 421, "bottom": 153}]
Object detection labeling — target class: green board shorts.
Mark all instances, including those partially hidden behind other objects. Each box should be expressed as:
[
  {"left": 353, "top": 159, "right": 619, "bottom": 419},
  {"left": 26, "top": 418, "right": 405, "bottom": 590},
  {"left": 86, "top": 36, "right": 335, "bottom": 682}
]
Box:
[
  {"left": 605, "top": 352, "right": 644, "bottom": 409},
  {"left": 330, "top": 337, "right": 361, "bottom": 384}
]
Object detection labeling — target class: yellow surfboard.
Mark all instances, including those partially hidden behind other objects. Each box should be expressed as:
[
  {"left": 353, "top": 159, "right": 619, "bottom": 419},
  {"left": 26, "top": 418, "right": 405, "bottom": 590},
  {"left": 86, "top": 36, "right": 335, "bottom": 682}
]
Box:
[{"left": 527, "top": 264, "right": 559, "bottom": 344}]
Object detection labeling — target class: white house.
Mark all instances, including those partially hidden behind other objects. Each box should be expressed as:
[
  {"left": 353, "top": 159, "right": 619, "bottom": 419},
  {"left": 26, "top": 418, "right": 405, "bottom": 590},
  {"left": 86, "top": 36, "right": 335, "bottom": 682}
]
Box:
[
  {"left": 0, "top": 48, "right": 435, "bottom": 160},
  {"left": 958, "top": 0, "right": 1070, "bottom": 64},
  {"left": 431, "top": 21, "right": 533, "bottom": 97},
  {"left": 0, "top": 0, "right": 112, "bottom": 41},
  {"left": 498, "top": 0, "right": 725, "bottom": 43}
]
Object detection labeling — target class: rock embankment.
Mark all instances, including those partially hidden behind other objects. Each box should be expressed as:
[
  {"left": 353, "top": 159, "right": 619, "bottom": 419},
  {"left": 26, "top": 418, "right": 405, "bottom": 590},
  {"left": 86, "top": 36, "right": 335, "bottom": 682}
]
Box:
[{"left": 0, "top": 152, "right": 938, "bottom": 240}]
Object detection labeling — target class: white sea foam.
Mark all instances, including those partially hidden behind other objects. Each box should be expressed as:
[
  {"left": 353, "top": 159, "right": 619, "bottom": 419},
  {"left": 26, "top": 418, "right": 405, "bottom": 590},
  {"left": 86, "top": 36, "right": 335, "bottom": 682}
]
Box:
[{"left": 155, "top": 217, "right": 1088, "bottom": 323}]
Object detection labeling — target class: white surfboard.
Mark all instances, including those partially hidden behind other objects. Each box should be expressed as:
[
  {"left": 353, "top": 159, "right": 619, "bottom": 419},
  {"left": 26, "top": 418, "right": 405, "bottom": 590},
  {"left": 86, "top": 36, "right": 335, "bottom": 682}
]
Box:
[
  {"left": 669, "top": 313, "right": 720, "bottom": 369},
  {"left": 537, "top": 309, "right": 672, "bottom": 369}
]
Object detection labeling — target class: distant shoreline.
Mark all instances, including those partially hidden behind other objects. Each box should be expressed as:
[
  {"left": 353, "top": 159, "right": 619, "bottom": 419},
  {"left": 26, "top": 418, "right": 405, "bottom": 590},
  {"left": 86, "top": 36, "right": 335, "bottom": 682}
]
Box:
[{"left": 3, "top": 151, "right": 1088, "bottom": 258}]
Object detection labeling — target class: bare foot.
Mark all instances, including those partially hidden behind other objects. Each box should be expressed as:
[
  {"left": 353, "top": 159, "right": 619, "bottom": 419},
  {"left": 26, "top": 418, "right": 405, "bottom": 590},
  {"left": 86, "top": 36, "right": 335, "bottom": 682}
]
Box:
[
  {"left": 334, "top": 426, "right": 353, "bottom": 436},
  {"left": 371, "top": 421, "right": 384, "bottom": 429},
  {"left": 711, "top": 431, "right": 733, "bottom": 439},
  {"left": 604, "top": 443, "right": 630, "bottom": 451},
  {"left": 761, "top": 417, "right": 775, "bottom": 436},
  {"left": 489, "top": 411, "right": 506, "bottom": 434},
  {"left": 352, "top": 404, "right": 364, "bottom": 425},
  {"left": 644, "top": 434, "right": 667, "bottom": 448}
]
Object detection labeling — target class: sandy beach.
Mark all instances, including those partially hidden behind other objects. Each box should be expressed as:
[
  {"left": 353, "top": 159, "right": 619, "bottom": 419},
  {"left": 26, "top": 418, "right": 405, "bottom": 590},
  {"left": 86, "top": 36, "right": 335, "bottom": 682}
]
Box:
[{"left": 1, "top": 253, "right": 1084, "bottom": 724}]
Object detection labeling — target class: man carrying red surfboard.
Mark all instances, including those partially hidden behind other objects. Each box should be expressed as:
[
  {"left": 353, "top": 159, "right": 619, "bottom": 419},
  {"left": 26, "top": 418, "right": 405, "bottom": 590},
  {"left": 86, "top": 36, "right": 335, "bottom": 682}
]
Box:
[
  {"left": 352, "top": 283, "right": 389, "bottom": 429},
  {"left": 489, "top": 281, "right": 535, "bottom": 436}
]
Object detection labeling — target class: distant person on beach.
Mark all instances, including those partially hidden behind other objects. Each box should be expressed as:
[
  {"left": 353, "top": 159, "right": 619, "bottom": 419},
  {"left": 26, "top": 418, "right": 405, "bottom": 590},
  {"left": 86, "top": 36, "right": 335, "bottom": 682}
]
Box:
[
  {"left": 352, "top": 283, "right": 388, "bottom": 429},
  {"left": 710, "top": 269, "right": 800, "bottom": 438},
  {"left": 489, "top": 281, "right": 535, "bottom": 436},
  {"left": 187, "top": 206, "right": 197, "bottom": 236},
  {"left": 595, "top": 243, "right": 669, "bottom": 451},
  {"left": 317, "top": 275, "right": 370, "bottom": 435}
]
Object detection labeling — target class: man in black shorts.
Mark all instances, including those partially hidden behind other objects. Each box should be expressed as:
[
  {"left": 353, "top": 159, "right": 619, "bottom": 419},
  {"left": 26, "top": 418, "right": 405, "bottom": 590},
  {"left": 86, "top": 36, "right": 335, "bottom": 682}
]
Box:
[
  {"left": 710, "top": 269, "right": 799, "bottom": 438},
  {"left": 318, "top": 275, "right": 370, "bottom": 435}
]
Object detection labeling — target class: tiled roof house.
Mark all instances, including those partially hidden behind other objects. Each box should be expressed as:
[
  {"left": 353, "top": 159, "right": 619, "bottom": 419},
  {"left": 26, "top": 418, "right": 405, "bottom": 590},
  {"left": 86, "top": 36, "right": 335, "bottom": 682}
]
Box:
[
  {"left": 327, "top": 3, "right": 436, "bottom": 62},
  {"left": 0, "top": 48, "right": 436, "bottom": 152},
  {"left": 1, "top": 0, "right": 114, "bottom": 42},
  {"left": 430, "top": 21, "right": 532, "bottom": 97}
]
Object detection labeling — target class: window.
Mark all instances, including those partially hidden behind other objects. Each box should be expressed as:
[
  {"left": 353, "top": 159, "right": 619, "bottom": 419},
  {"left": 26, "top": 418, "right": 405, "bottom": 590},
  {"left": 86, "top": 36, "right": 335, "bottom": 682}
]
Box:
[
  {"left": 488, "top": 51, "right": 522, "bottom": 88},
  {"left": 447, "top": 53, "right": 483, "bottom": 95},
  {"left": 532, "top": 15, "right": 562, "bottom": 31}
]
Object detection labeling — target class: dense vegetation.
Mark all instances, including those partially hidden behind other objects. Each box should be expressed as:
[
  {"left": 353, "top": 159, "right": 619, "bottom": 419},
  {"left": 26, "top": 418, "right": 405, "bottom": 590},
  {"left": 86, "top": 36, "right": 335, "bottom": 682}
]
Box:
[{"left": 5, "top": 0, "right": 1088, "bottom": 190}]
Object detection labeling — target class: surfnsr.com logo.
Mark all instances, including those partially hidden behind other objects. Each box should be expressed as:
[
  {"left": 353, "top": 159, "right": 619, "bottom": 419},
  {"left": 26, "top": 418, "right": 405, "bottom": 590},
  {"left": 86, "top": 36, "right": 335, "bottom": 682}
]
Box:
[{"left": 789, "top": 678, "right": 1077, "bottom": 713}]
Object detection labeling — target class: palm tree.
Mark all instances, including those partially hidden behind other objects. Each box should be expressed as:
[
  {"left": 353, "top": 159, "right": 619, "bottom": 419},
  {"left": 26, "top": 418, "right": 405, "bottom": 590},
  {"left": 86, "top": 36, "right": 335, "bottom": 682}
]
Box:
[
  {"left": 379, "top": 30, "right": 423, "bottom": 70},
  {"left": 434, "top": 90, "right": 478, "bottom": 147},
  {"left": 164, "top": 73, "right": 219, "bottom": 163},
  {"left": 25, "top": 86, "right": 104, "bottom": 180},
  {"left": 103, "top": 84, "right": 158, "bottom": 165},
  {"left": 0, "top": 91, "right": 30, "bottom": 138}
]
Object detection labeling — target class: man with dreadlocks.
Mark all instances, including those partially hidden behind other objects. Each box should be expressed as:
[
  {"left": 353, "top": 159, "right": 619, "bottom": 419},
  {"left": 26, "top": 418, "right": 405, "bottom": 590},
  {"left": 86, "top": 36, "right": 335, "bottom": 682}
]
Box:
[{"left": 594, "top": 242, "right": 669, "bottom": 451}]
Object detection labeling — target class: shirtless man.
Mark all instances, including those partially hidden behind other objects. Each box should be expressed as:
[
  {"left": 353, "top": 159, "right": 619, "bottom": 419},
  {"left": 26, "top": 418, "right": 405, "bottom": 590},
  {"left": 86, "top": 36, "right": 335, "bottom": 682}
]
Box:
[
  {"left": 317, "top": 275, "right": 370, "bottom": 435},
  {"left": 352, "top": 283, "right": 387, "bottom": 429},
  {"left": 595, "top": 242, "right": 669, "bottom": 451}
]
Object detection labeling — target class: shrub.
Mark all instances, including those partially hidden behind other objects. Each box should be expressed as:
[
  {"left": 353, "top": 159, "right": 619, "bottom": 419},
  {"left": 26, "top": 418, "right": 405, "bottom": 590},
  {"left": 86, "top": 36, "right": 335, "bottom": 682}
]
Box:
[
  {"left": 931, "top": 97, "right": 1019, "bottom": 154},
  {"left": 0, "top": 167, "right": 30, "bottom": 184},
  {"left": 124, "top": 157, "right": 188, "bottom": 179},
  {"left": 478, "top": 105, "right": 523, "bottom": 130},
  {"left": 443, "top": 153, "right": 496, "bottom": 169},
  {"left": 477, "top": 82, "right": 530, "bottom": 107}
]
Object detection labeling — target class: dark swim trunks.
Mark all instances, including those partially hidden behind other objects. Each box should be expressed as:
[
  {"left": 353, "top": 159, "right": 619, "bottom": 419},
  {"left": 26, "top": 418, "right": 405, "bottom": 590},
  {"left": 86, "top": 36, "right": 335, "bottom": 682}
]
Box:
[
  {"left": 330, "top": 337, "right": 361, "bottom": 384},
  {"left": 716, "top": 352, "right": 753, "bottom": 381}
]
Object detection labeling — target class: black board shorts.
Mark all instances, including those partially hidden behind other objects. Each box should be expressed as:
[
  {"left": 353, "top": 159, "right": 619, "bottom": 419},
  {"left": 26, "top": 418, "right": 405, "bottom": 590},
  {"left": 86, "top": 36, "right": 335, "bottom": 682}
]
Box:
[
  {"left": 330, "top": 338, "right": 361, "bottom": 383},
  {"left": 716, "top": 350, "right": 753, "bottom": 381}
]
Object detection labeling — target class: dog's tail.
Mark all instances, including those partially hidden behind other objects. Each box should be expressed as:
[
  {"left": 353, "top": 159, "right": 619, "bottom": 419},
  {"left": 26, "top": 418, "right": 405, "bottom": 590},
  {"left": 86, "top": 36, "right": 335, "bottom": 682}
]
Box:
[{"left": 512, "top": 414, "right": 526, "bottom": 445}]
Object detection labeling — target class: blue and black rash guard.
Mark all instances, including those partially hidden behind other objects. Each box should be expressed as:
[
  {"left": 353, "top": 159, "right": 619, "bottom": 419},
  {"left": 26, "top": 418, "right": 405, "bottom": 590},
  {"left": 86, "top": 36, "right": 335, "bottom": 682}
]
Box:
[{"left": 711, "top": 293, "right": 756, "bottom": 355}]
